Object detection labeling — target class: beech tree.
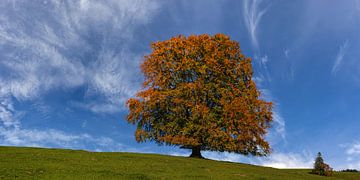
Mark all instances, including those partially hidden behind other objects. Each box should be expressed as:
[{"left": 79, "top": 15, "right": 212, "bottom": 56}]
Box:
[{"left": 126, "top": 34, "right": 273, "bottom": 158}]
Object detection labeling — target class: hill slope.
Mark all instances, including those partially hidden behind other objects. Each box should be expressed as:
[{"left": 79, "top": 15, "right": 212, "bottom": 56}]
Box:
[{"left": 0, "top": 146, "right": 359, "bottom": 179}]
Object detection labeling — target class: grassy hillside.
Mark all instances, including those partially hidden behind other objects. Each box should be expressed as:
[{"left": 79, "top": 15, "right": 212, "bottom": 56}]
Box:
[{"left": 0, "top": 146, "right": 359, "bottom": 179}]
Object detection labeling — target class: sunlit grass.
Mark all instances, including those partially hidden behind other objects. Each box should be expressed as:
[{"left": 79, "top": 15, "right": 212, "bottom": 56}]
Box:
[{"left": 0, "top": 146, "right": 359, "bottom": 179}]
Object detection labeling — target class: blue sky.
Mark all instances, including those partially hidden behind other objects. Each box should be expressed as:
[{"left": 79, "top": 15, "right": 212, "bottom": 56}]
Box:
[{"left": 1, "top": 0, "right": 360, "bottom": 170}]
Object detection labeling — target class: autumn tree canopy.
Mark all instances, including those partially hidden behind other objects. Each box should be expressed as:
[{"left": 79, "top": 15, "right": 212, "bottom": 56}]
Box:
[{"left": 126, "top": 34, "right": 273, "bottom": 158}]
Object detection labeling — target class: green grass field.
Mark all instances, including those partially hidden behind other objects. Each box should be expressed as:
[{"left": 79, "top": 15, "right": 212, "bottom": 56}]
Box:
[{"left": 0, "top": 146, "right": 359, "bottom": 179}]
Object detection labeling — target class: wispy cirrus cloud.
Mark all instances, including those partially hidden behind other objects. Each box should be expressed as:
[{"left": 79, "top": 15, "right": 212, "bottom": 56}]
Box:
[
  {"left": 0, "top": 91, "right": 125, "bottom": 152},
  {"left": 259, "top": 89, "right": 286, "bottom": 142},
  {"left": 283, "top": 48, "right": 295, "bottom": 80},
  {"left": 0, "top": 0, "right": 159, "bottom": 104},
  {"left": 284, "top": 49, "right": 290, "bottom": 58},
  {"left": 0, "top": 98, "right": 142, "bottom": 152},
  {"left": 0, "top": 98, "right": 16, "bottom": 127},
  {"left": 255, "top": 54, "right": 272, "bottom": 82},
  {"left": 0, "top": 0, "right": 160, "bottom": 147},
  {"left": 331, "top": 40, "right": 349, "bottom": 75},
  {"left": 243, "top": 0, "right": 269, "bottom": 51},
  {"left": 243, "top": 1, "right": 287, "bottom": 147}
]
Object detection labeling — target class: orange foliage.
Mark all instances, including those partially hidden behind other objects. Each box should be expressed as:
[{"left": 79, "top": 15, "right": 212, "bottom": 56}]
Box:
[{"left": 126, "top": 34, "right": 273, "bottom": 156}]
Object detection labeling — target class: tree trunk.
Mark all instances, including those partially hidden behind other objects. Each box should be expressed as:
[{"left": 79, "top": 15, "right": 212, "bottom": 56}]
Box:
[{"left": 189, "top": 146, "right": 203, "bottom": 158}]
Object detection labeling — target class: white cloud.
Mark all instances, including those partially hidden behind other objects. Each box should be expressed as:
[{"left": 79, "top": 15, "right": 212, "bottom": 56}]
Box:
[
  {"left": 169, "top": 151, "right": 246, "bottom": 163},
  {"left": 260, "top": 89, "right": 286, "bottom": 142},
  {"left": 331, "top": 40, "right": 349, "bottom": 75},
  {"left": 89, "top": 49, "right": 142, "bottom": 108},
  {"left": 0, "top": 0, "right": 159, "bottom": 107},
  {"left": 0, "top": 97, "right": 22, "bottom": 129},
  {"left": 271, "top": 110, "right": 286, "bottom": 140},
  {"left": 70, "top": 101, "right": 122, "bottom": 114},
  {"left": 186, "top": 151, "right": 313, "bottom": 169},
  {"left": 252, "top": 63, "right": 286, "bottom": 143},
  {"left": 284, "top": 48, "right": 295, "bottom": 80},
  {"left": 346, "top": 142, "right": 360, "bottom": 155},
  {"left": 0, "top": 0, "right": 160, "bottom": 147},
  {"left": 243, "top": 1, "right": 286, "bottom": 147},
  {"left": 0, "top": 92, "right": 126, "bottom": 151},
  {"left": 243, "top": 0, "right": 269, "bottom": 50},
  {"left": 0, "top": 127, "right": 127, "bottom": 152},
  {"left": 0, "top": 98, "right": 16, "bottom": 127},
  {"left": 260, "top": 54, "right": 269, "bottom": 66},
  {"left": 254, "top": 54, "right": 272, "bottom": 82},
  {"left": 339, "top": 141, "right": 360, "bottom": 170},
  {"left": 252, "top": 76, "right": 264, "bottom": 85},
  {"left": 0, "top": 97, "right": 127, "bottom": 152},
  {"left": 284, "top": 48, "right": 290, "bottom": 58},
  {"left": 0, "top": 97, "right": 127, "bottom": 151},
  {"left": 256, "top": 152, "right": 313, "bottom": 169}
]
